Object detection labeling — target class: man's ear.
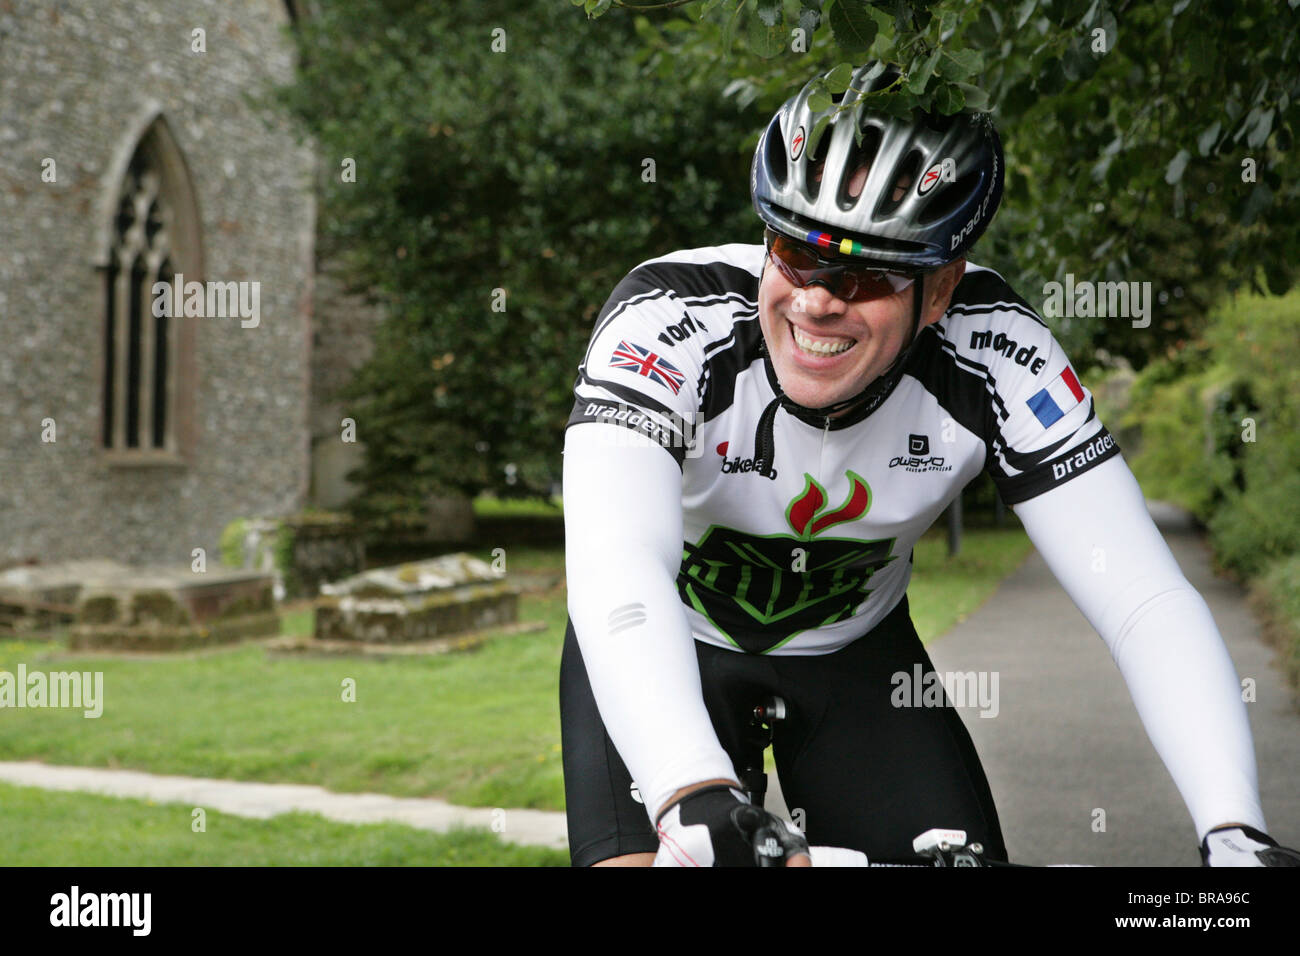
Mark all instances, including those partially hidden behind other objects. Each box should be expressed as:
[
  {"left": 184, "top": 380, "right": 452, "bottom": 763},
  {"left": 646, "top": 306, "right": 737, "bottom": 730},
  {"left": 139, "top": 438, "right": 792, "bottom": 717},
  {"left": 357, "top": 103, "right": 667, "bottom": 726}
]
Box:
[{"left": 921, "top": 259, "right": 966, "bottom": 327}]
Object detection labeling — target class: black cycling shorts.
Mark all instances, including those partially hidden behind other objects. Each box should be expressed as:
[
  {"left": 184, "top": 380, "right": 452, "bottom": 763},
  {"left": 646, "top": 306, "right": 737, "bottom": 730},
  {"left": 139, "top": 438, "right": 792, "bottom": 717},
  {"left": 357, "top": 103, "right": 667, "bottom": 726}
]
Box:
[{"left": 559, "top": 594, "right": 1007, "bottom": 867}]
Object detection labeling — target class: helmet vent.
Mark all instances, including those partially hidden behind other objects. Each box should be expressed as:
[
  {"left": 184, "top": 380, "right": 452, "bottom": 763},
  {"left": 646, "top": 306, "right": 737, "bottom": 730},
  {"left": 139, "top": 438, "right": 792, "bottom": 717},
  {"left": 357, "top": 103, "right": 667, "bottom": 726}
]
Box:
[
  {"left": 865, "top": 67, "right": 899, "bottom": 93},
  {"left": 766, "top": 118, "right": 789, "bottom": 190},
  {"left": 837, "top": 125, "right": 882, "bottom": 211},
  {"left": 866, "top": 234, "right": 931, "bottom": 256},
  {"left": 875, "top": 148, "right": 923, "bottom": 218},
  {"left": 805, "top": 125, "right": 834, "bottom": 201},
  {"left": 923, "top": 111, "right": 957, "bottom": 135}
]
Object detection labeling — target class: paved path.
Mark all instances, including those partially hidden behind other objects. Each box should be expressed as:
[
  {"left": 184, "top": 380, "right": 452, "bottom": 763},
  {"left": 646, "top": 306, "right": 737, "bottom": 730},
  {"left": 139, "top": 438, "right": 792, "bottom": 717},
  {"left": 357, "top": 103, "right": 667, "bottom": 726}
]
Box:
[
  {"left": 914, "top": 502, "right": 1300, "bottom": 865},
  {"left": 0, "top": 762, "right": 568, "bottom": 851}
]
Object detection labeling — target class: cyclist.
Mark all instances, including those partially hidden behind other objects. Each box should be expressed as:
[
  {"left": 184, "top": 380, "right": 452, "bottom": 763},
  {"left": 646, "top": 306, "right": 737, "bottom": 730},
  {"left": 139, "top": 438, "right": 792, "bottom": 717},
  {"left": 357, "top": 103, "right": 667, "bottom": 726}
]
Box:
[{"left": 560, "top": 62, "right": 1299, "bottom": 867}]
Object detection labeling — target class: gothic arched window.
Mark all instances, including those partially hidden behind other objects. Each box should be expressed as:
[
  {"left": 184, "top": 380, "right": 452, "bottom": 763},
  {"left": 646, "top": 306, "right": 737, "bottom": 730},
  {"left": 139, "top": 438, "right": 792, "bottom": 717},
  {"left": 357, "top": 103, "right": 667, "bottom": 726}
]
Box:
[{"left": 99, "top": 116, "right": 201, "bottom": 461}]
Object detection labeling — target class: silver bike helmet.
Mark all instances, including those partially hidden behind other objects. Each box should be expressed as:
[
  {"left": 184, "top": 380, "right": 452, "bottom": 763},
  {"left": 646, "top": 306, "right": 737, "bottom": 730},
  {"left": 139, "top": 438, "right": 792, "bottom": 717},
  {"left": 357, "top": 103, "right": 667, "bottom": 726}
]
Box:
[{"left": 751, "top": 62, "right": 1003, "bottom": 271}]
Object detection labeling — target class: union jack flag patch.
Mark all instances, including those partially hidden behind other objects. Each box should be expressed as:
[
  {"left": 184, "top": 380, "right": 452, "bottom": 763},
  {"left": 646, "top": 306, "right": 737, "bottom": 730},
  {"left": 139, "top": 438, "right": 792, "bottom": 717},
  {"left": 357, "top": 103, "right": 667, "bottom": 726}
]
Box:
[{"left": 609, "top": 340, "right": 687, "bottom": 395}]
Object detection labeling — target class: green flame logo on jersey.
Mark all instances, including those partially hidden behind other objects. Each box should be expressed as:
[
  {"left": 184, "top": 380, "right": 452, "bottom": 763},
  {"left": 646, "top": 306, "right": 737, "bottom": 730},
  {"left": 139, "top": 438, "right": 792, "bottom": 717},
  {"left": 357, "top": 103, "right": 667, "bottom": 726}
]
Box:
[{"left": 678, "top": 471, "right": 897, "bottom": 654}]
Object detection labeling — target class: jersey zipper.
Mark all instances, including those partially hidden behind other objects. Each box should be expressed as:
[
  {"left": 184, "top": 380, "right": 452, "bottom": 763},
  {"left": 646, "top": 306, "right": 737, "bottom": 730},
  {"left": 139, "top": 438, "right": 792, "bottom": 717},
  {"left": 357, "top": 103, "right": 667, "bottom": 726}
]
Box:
[{"left": 816, "top": 415, "right": 832, "bottom": 484}]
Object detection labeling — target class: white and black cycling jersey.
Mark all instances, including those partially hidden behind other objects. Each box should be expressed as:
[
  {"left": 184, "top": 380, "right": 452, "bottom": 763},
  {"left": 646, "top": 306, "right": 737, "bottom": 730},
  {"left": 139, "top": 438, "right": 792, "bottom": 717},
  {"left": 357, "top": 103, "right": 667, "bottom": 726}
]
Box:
[{"left": 567, "top": 243, "right": 1121, "bottom": 656}]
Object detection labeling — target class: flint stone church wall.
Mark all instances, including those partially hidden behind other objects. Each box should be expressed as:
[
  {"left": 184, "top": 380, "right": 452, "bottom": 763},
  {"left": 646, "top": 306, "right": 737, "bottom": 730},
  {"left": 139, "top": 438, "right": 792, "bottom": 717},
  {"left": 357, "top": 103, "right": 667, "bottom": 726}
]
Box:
[{"left": 0, "top": 0, "right": 316, "bottom": 565}]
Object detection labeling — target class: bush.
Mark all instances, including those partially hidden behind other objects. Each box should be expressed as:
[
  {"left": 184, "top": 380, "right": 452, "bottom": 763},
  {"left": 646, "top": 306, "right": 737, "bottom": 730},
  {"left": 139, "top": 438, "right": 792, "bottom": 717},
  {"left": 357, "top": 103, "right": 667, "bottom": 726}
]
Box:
[
  {"left": 1251, "top": 556, "right": 1300, "bottom": 695},
  {"left": 1120, "top": 360, "right": 1228, "bottom": 521},
  {"left": 219, "top": 518, "right": 248, "bottom": 569},
  {"left": 1201, "top": 289, "right": 1300, "bottom": 575},
  {"left": 1121, "top": 288, "right": 1300, "bottom": 575},
  {"left": 1207, "top": 434, "right": 1300, "bottom": 577}
]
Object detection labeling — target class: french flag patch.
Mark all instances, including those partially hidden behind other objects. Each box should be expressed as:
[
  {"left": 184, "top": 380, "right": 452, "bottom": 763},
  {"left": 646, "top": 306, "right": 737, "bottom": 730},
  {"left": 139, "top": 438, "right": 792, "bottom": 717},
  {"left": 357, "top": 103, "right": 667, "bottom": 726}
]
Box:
[{"left": 1026, "top": 367, "right": 1085, "bottom": 427}]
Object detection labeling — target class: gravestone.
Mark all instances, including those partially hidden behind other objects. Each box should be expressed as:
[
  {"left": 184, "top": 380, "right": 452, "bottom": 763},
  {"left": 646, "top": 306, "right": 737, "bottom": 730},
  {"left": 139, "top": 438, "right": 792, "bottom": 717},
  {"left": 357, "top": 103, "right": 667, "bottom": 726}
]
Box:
[
  {"left": 315, "top": 553, "right": 516, "bottom": 644},
  {"left": 226, "top": 513, "right": 365, "bottom": 601}
]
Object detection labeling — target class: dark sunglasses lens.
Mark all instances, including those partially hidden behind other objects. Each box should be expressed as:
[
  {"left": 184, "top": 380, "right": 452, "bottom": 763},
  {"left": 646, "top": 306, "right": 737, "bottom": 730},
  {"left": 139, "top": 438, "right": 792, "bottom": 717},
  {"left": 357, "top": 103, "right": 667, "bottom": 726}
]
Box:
[
  {"left": 839, "top": 272, "right": 899, "bottom": 301},
  {"left": 770, "top": 234, "right": 906, "bottom": 302},
  {"left": 768, "top": 252, "right": 805, "bottom": 288},
  {"left": 772, "top": 235, "right": 819, "bottom": 270}
]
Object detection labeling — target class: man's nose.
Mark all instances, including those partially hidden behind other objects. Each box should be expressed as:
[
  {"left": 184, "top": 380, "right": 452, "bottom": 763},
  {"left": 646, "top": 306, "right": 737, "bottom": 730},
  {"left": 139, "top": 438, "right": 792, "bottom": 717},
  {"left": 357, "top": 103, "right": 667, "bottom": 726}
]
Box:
[{"left": 791, "top": 280, "right": 847, "bottom": 317}]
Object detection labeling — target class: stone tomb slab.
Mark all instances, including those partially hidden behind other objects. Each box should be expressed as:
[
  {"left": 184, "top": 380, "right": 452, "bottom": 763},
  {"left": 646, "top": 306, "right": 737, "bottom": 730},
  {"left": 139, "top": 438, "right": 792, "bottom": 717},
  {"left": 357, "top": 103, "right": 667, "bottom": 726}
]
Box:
[
  {"left": 0, "top": 559, "right": 130, "bottom": 635},
  {"left": 70, "top": 566, "right": 279, "bottom": 652},
  {"left": 315, "top": 553, "right": 518, "bottom": 645}
]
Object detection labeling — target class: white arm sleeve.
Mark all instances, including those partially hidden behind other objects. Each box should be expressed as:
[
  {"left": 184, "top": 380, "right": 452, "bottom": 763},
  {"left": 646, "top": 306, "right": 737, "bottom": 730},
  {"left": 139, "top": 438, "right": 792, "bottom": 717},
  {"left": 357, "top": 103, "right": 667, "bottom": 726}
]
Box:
[
  {"left": 1012, "top": 455, "right": 1265, "bottom": 839},
  {"left": 563, "top": 423, "right": 738, "bottom": 819}
]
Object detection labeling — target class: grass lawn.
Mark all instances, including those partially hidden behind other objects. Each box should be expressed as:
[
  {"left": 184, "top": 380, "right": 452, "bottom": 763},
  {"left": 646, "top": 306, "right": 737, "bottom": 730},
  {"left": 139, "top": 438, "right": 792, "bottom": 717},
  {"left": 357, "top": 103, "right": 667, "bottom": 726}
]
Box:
[
  {"left": 0, "top": 525, "right": 1031, "bottom": 817},
  {"left": 472, "top": 495, "right": 563, "bottom": 518},
  {"left": 0, "top": 781, "right": 565, "bottom": 866}
]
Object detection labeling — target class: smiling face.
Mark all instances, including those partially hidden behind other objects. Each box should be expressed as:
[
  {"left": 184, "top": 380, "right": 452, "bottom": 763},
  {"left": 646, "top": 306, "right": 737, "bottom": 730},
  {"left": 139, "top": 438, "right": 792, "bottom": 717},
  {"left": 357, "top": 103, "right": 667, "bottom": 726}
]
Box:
[{"left": 758, "top": 248, "right": 965, "bottom": 412}]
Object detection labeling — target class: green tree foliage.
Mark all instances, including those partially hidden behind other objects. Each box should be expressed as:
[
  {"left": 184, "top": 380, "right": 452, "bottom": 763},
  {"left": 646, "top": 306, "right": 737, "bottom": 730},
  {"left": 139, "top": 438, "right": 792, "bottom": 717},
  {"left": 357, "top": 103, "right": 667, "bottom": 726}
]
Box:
[
  {"left": 600, "top": 0, "right": 1299, "bottom": 368},
  {"left": 276, "top": 0, "right": 761, "bottom": 518},
  {"left": 279, "top": 0, "right": 1298, "bottom": 514}
]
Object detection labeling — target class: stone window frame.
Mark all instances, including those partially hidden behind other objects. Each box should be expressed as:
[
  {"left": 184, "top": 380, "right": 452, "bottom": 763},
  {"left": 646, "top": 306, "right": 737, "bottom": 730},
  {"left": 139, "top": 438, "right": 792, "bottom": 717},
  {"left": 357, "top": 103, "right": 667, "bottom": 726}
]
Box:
[{"left": 93, "top": 106, "right": 202, "bottom": 469}]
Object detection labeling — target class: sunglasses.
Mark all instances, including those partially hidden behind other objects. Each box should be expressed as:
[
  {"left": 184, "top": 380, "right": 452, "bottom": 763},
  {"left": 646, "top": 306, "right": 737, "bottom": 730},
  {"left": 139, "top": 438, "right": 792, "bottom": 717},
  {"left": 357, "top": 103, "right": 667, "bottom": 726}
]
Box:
[{"left": 764, "top": 228, "right": 918, "bottom": 302}]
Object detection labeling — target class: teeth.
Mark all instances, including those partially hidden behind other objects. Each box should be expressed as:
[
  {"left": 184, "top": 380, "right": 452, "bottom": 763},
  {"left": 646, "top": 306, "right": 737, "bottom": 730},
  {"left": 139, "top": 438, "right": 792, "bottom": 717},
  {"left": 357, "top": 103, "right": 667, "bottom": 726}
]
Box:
[{"left": 792, "top": 323, "right": 854, "bottom": 356}]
